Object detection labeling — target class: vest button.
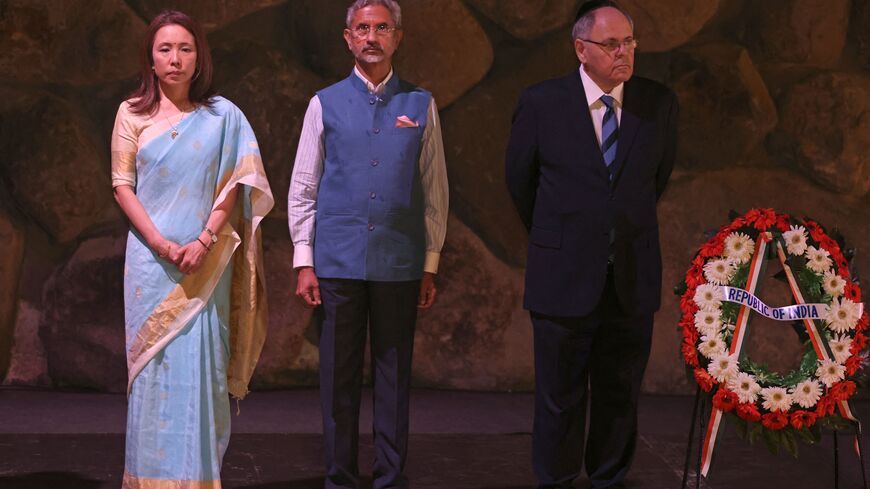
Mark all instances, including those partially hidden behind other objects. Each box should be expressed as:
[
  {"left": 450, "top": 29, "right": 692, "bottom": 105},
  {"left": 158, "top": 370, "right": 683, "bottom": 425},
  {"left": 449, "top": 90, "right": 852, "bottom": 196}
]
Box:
[
  {"left": 373, "top": 128, "right": 381, "bottom": 134},
  {"left": 370, "top": 192, "right": 376, "bottom": 199},
  {"left": 371, "top": 159, "right": 379, "bottom": 166},
  {"left": 369, "top": 97, "right": 376, "bottom": 105},
  {"left": 368, "top": 224, "right": 375, "bottom": 231}
]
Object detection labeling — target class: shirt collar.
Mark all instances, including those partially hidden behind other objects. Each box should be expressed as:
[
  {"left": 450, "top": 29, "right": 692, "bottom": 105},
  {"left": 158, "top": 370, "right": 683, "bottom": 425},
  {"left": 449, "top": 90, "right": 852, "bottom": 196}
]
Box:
[
  {"left": 354, "top": 65, "right": 394, "bottom": 94},
  {"left": 579, "top": 65, "right": 624, "bottom": 108}
]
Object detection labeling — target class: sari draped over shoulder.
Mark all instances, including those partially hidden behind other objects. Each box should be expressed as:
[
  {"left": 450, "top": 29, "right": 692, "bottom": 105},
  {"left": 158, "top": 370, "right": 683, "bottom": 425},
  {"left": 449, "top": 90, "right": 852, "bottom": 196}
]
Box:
[{"left": 111, "top": 96, "right": 273, "bottom": 488}]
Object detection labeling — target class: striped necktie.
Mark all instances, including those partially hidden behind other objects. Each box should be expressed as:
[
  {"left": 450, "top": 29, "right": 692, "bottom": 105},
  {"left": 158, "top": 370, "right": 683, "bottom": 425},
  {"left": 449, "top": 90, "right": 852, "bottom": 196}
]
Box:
[{"left": 600, "top": 94, "right": 618, "bottom": 171}]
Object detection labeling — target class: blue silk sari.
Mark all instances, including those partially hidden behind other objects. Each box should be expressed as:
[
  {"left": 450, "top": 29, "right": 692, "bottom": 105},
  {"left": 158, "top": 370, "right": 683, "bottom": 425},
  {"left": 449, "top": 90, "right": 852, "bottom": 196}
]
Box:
[{"left": 111, "top": 96, "right": 273, "bottom": 488}]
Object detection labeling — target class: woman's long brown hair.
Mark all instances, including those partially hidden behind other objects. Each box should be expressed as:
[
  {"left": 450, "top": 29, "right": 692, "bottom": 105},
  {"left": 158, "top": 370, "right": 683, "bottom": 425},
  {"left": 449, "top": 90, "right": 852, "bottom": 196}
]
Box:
[{"left": 127, "top": 10, "right": 216, "bottom": 115}]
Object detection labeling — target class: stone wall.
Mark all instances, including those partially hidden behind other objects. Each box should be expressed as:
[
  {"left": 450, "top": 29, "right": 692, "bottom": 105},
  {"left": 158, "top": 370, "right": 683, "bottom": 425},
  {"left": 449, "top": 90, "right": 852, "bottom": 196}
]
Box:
[{"left": 1, "top": 0, "right": 867, "bottom": 394}]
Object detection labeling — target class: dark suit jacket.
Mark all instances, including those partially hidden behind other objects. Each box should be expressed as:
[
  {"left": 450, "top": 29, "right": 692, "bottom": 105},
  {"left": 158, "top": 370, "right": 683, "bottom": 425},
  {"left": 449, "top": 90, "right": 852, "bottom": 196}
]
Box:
[{"left": 505, "top": 70, "right": 678, "bottom": 317}]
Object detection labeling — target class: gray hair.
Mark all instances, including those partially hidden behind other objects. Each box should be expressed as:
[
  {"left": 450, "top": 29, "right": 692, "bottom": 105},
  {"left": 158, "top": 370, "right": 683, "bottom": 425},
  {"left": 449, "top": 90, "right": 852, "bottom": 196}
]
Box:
[
  {"left": 346, "top": 0, "right": 402, "bottom": 29},
  {"left": 571, "top": 1, "right": 633, "bottom": 40}
]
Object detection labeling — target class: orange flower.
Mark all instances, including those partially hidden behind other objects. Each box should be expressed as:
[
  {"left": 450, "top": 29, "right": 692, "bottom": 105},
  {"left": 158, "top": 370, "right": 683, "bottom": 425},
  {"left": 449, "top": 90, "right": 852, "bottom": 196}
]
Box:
[
  {"left": 815, "top": 395, "right": 836, "bottom": 416},
  {"left": 790, "top": 410, "right": 817, "bottom": 430},
  {"left": 829, "top": 381, "right": 857, "bottom": 402},
  {"left": 736, "top": 402, "right": 761, "bottom": 422},
  {"left": 682, "top": 340, "right": 699, "bottom": 367},
  {"left": 761, "top": 411, "right": 789, "bottom": 430},
  {"left": 694, "top": 368, "right": 715, "bottom": 392},
  {"left": 745, "top": 208, "right": 777, "bottom": 230},
  {"left": 713, "top": 388, "right": 739, "bottom": 413}
]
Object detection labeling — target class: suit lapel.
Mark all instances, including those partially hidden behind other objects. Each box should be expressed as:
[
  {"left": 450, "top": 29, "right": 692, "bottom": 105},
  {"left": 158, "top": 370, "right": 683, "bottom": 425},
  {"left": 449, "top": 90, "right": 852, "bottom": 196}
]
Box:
[
  {"left": 610, "top": 79, "right": 640, "bottom": 188},
  {"left": 565, "top": 71, "right": 607, "bottom": 171}
]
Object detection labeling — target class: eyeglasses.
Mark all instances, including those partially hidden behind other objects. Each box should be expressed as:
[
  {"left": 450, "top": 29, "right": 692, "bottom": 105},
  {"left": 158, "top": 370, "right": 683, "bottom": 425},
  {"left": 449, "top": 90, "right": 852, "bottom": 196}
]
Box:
[
  {"left": 581, "top": 37, "right": 638, "bottom": 54},
  {"left": 350, "top": 23, "right": 398, "bottom": 38}
]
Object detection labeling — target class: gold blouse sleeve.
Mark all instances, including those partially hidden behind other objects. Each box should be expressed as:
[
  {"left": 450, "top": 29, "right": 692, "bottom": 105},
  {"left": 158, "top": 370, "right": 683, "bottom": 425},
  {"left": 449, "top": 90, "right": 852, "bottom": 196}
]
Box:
[{"left": 111, "top": 102, "right": 139, "bottom": 188}]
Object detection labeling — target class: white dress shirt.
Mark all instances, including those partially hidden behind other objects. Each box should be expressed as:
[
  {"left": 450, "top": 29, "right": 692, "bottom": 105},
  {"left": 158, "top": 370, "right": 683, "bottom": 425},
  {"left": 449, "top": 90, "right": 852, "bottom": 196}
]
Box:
[
  {"left": 580, "top": 66, "right": 624, "bottom": 148},
  {"left": 288, "top": 67, "right": 449, "bottom": 274}
]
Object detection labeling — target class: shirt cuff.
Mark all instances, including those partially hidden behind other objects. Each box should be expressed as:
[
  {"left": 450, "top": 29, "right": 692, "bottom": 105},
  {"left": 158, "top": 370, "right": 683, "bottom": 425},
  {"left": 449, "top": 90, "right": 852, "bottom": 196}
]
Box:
[
  {"left": 292, "top": 244, "right": 314, "bottom": 269},
  {"left": 423, "top": 251, "right": 440, "bottom": 274}
]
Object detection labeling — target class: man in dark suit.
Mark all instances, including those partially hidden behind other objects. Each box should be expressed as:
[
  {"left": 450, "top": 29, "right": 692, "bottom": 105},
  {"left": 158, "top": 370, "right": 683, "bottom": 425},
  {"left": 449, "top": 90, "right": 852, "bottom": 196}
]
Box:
[{"left": 505, "top": 1, "right": 678, "bottom": 488}]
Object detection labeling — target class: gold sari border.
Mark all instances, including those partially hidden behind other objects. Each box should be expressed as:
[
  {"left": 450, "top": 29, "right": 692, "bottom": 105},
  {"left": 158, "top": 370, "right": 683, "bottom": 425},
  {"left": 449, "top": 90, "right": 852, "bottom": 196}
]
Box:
[
  {"left": 213, "top": 153, "right": 274, "bottom": 400},
  {"left": 126, "top": 228, "right": 242, "bottom": 395},
  {"left": 123, "top": 470, "right": 221, "bottom": 489}
]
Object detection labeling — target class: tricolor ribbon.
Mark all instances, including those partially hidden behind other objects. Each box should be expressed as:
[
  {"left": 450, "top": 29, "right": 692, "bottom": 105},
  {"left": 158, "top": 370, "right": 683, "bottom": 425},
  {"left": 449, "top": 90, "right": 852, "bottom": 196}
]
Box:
[{"left": 699, "top": 233, "right": 861, "bottom": 477}]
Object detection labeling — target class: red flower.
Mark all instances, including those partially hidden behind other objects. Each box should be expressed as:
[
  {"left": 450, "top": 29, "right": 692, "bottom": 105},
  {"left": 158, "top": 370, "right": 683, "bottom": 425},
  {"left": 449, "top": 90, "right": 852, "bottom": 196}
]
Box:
[
  {"left": 837, "top": 262, "right": 851, "bottom": 279},
  {"left": 829, "top": 381, "right": 857, "bottom": 402},
  {"left": 844, "top": 282, "right": 861, "bottom": 302},
  {"left": 736, "top": 402, "right": 761, "bottom": 423},
  {"left": 713, "top": 388, "right": 739, "bottom": 413},
  {"left": 857, "top": 313, "right": 868, "bottom": 333},
  {"left": 815, "top": 395, "right": 836, "bottom": 416},
  {"left": 852, "top": 331, "right": 868, "bottom": 351},
  {"left": 790, "top": 410, "right": 818, "bottom": 430},
  {"left": 744, "top": 208, "right": 777, "bottom": 231},
  {"left": 845, "top": 355, "right": 862, "bottom": 376},
  {"left": 699, "top": 239, "right": 724, "bottom": 259},
  {"left": 761, "top": 411, "right": 789, "bottom": 430},
  {"left": 806, "top": 220, "right": 827, "bottom": 243},
  {"left": 686, "top": 264, "right": 705, "bottom": 288},
  {"left": 694, "top": 368, "right": 715, "bottom": 392},
  {"left": 680, "top": 290, "right": 698, "bottom": 315},
  {"left": 775, "top": 214, "right": 791, "bottom": 232},
  {"left": 682, "top": 340, "right": 699, "bottom": 367}
]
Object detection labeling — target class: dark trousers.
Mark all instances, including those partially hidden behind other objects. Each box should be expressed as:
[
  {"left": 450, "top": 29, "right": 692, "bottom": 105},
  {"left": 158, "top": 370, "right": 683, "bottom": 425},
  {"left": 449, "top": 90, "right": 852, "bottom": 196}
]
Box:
[
  {"left": 316, "top": 278, "right": 420, "bottom": 489},
  {"left": 531, "top": 270, "right": 654, "bottom": 489}
]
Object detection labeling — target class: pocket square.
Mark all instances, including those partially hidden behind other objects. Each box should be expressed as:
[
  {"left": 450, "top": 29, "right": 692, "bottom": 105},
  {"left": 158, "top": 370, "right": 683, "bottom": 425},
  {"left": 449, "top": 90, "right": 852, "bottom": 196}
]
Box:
[{"left": 395, "top": 115, "right": 419, "bottom": 128}]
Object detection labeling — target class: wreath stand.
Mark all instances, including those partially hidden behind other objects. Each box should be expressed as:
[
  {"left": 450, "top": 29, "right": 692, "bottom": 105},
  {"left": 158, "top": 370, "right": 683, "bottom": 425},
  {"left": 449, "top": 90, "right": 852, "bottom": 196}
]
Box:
[
  {"left": 679, "top": 385, "right": 868, "bottom": 489},
  {"left": 679, "top": 232, "right": 868, "bottom": 488}
]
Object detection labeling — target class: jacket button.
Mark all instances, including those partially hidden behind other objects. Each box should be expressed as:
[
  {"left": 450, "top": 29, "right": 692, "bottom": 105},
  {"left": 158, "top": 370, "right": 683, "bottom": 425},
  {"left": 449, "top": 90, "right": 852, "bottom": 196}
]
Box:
[
  {"left": 373, "top": 128, "right": 381, "bottom": 134},
  {"left": 370, "top": 192, "right": 376, "bottom": 199},
  {"left": 371, "top": 159, "right": 379, "bottom": 166},
  {"left": 368, "top": 224, "right": 375, "bottom": 231},
  {"left": 369, "top": 97, "right": 376, "bottom": 105}
]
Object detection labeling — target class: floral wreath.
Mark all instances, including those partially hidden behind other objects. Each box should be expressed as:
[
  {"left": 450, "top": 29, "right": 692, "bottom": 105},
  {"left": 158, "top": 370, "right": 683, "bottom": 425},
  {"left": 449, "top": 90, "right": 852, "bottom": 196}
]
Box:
[{"left": 676, "top": 208, "right": 868, "bottom": 454}]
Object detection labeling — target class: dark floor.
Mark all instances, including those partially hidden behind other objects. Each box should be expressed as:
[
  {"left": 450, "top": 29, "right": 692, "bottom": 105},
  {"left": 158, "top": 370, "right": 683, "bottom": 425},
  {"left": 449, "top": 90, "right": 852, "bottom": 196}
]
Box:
[{"left": 0, "top": 389, "right": 867, "bottom": 488}]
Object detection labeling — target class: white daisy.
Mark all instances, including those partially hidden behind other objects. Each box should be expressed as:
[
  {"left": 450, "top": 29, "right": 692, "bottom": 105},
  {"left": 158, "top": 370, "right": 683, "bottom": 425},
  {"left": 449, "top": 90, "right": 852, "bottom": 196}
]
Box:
[
  {"left": 826, "top": 297, "right": 861, "bottom": 334},
  {"left": 703, "top": 258, "right": 737, "bottom": 285},
  {"left": 724, "top": 232, "right": 755, "bottom": 264},
  {"left": 693, "top": 283, "right": 723, "bottom": 311},
  {"left": 805, "top": 246, "right": 833, "bottom": 274},
  {"left": 822, "top": 270, "right": 846, "bottom": 298},
  {"left": 760, "top": 386, "right": 792, "bottom": 412},
  {"left": 816, "top": 359, "right": 846, "bottom": 387},
  {"left": 829, "top": 335, "right": 853, "bottom": 364},
  {"left": 728, "top": 372, "right": 762, "bottom": 404},
  {"left": 694, "top": 309, "right": 723, "bottom": 336},
  {"left": 782, "top": 225, "right": 809, "bottom": 256},
  {"left": 698, "top": 334, "right": 727, "bottom": 359},
  {"left": 790, "top": 379, "right": 822, "bottom": 408},
  {"left": 708, "top": 352, "right": 739, "bottom": 383}
]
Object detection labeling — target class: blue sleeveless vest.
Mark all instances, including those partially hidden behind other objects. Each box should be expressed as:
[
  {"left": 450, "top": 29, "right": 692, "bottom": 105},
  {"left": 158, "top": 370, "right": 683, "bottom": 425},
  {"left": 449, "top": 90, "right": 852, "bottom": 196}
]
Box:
[{"left": 314, "top": 72, "right": 431, "bottom": 281}]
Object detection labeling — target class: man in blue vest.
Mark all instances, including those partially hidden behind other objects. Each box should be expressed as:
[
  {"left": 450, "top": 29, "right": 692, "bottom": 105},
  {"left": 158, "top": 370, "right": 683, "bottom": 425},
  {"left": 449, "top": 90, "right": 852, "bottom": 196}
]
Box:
[{"left": 288, "top": 1, "right": 449, "bottom": 487}]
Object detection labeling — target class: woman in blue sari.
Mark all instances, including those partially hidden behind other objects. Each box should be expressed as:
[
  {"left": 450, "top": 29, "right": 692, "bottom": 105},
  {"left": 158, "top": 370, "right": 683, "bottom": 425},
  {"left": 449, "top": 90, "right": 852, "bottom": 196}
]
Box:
[{"left": 111, "top": 10, "right": 273, "bottom": 488}]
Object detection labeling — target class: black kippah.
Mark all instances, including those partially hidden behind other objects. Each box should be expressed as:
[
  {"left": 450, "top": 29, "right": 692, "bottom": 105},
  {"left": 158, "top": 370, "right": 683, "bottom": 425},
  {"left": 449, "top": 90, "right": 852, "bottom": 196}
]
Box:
[{"left": 574, "top": 0, "right": 621, "bottom": 22}]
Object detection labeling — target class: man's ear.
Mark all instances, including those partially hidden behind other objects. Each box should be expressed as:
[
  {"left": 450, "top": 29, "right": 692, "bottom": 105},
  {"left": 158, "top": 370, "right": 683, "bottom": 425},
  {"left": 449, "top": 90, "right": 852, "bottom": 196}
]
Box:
[
  {"left": 574, "top": 38, "right": 587, "bottom": 64},
  {"left": 343, "top": 29, "right": 354, "bottom": 51}
]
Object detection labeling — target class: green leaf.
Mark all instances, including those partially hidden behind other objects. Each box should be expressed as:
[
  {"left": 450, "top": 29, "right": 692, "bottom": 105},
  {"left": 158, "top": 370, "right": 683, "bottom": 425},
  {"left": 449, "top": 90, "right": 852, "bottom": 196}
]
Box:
[
  {"left": 731, "top": 263, "right": 751, "bottom": 289},
  {"left": 781, "top": 429, "right": 800, "bottom": 458},
  {"left": 731, "top": 414, "right": 748, "bottom": 440},
  {"left": 795, "top": 426, "right": 820, "bottom": 445},
  {"left": 763, "top": 428, "right": 782, "bottom": 455},
  {"left": 748, "top": 422, "right": 763, "bottom": 444},
  {"left": 674, "top": 281, "right": 688, "bottom": 296}
]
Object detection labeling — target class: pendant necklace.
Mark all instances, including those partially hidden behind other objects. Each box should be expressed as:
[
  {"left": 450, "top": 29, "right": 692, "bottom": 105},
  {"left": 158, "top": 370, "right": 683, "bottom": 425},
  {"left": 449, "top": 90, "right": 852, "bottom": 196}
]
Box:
[{"left": 163, "top": 105, "right": 190, "bottom": 140}]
